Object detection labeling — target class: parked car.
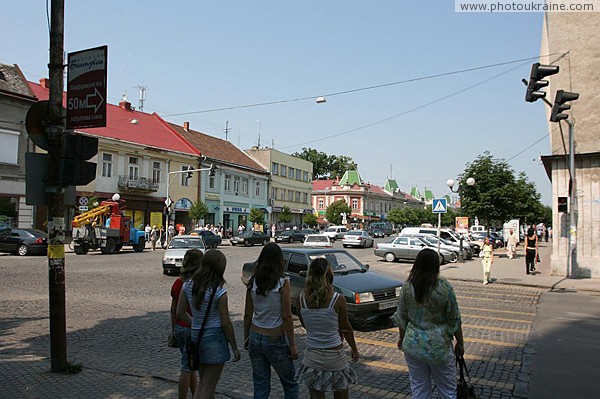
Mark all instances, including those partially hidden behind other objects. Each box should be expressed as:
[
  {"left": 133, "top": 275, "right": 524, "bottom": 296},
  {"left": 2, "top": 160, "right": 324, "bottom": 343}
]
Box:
[
  {"left": 367, "top": 228, "right": 385, "bottom": 238},
  {"left": 400, "top": 233, "right": 473, "bottom": 260},
  {"left": 274, "top": 230, "right": 305, "bottom": 243},
  {"left": 162, "top": 235, "right": 206, "bottom": 275},
  {"left": 471, "top": 231, "right": 504, "bottom": 249},
  {"left": 0, "top": 228, "right": 48, "bottom": 256},
  {"left": 299, "top": 229, "right": 319, "bottom": 238},
  {"left": 401, "top": 227, "right": 480, "bottom": 254},
  {"left": 303, "top": 234, "right": 332, "bottom": 248},
  {"left": 342, "top": 230, "right": 374, "bottom": 248},
  {"left": 230, "top": 230, "right": 270, "bottom": 246},
  {"left": 369, "top": 222, "right": 395, "bottom": 236},
  {"left": 189, "top": 230, "right": 222, "bottom": 248},
  {"left": 322, "top": 226, "right": 348, "bottom": 241},
  {"left": 241, "top": 248, "right": 403, "bottom": 321},
  {"left": 374, "top": 236, "right": 455, "bottom": 264}
]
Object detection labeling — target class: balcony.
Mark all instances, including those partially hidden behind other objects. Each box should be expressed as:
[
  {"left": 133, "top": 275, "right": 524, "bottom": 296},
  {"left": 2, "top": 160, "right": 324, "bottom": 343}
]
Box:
[{"left": 118, "top": 175, "right": 159, "bottom": 192}]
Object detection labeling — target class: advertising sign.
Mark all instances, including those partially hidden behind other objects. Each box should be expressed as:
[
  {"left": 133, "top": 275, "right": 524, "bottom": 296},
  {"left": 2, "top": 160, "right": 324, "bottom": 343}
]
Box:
[
  {"left": 66, "top": 45, "right": 107, "bottom": 129},
  {"left": 455, "top": 217, "right": 469, "bottom": 234}
]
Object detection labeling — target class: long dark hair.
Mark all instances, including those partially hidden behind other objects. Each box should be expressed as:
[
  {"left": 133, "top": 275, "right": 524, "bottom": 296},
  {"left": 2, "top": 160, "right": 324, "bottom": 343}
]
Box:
[
  {"left": 305, "top": 258, "right": 333, "bottom": 308},
  {"left": 180, "top": 248, "right": 203, "bottom": 280},
  {"left": 251, "top": 243, "right": 284, "bottom": 296},
  {"left": 527, "top": 227, "right": 535, "bottom": 238},
  {"left": 407, "top": 249, "right": 440, "bottom": 304},
  {"left": 191, "top": 250, "right": 227, "bottom": 310}
]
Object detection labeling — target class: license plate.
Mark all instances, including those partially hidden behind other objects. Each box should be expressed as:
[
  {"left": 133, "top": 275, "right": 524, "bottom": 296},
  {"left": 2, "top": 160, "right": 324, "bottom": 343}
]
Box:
[
  {"left": 379, "top": 300, "right": 397, "bottom": 310},
  {"left": 175, "top": 262, "right": 182, "bottom": 267}
]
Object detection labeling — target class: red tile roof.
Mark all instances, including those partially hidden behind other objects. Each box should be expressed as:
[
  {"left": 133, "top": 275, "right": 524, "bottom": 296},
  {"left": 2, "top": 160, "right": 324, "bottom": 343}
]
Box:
[
  {"left": 312, "top": 179, "right": 335, "bottom": 191},
  {"left": 28, "top": 80, "right": 200, "bottom": 156}
]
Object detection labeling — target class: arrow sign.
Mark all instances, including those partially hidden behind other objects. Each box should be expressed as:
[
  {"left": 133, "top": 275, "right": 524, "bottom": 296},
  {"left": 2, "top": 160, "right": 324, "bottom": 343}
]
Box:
[{"left": 432, "top": 198, "right": 447, "bottom": 214}]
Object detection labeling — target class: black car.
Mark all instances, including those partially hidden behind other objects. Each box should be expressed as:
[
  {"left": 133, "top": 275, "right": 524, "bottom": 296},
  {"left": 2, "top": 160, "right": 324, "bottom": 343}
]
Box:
[
  {"left": 0, "top": 228, "right": 48, "bottom": 256},
  {"left": 367, "top": 229, "right": 385, "bottom": 238},
  {"left": 242, "top": 248, "right": 403, "bottom": 321},
  {"left": 230, "top": 230, "right": 270, "bottom": 246},
  {"left": 275, "top": 230, "right": 305, "bottom": 243},
  {"left": 190, "top": 230, "right": 222, "bottom": 248}
]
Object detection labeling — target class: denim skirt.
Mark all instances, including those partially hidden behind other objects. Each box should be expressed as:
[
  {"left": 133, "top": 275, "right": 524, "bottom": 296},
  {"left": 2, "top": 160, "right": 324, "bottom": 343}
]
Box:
[{"left": 191, "top": 327, "right": 231, "bottom": 364}]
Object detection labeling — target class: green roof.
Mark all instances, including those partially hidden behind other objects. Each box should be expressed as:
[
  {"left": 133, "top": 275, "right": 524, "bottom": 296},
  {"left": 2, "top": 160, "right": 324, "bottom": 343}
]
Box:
[
  {"left": 423, "top": 188, "right": 435, "bottom": 201},
  {"left": 410, "top": 186, "right": 421, "bottom": 198},
  {"left": 338, "top": 170, "right": 363, "bottom": 186},
  {"left": 385, "top": 179, "right": 399, "bottom": 193}
]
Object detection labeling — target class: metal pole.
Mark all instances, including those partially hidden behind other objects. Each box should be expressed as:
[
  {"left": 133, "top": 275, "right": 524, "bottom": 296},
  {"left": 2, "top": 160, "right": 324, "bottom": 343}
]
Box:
[
  {"left": 567, "top": 119, "right": 576, "bottom": 278},
  {"left": 437, "top": 213, "right": 441, "bottom": 254},
  {"left": 48, "top": 0, "right": 67, "bottom": 372}
]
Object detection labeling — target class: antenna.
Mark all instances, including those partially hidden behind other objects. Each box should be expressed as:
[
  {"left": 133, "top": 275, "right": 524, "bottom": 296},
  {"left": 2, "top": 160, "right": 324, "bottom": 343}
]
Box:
[
  {"left": 389, "top": 164, "right": 393, "bottom": 179},
  {"left": 224, "top": 121, "right": 230, "bottom": 141},
  {"left": 135, "top": 85, "right": 147, "bottom": 112},
  {"left": 255, "top": 120, "right": 262, "bottom": 147}
]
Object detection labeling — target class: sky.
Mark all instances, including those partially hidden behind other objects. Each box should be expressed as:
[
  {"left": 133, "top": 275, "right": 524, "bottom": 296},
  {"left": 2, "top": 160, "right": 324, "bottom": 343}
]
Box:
[{"left": 1, "top": 1, "right": 559, "bottom": 204}]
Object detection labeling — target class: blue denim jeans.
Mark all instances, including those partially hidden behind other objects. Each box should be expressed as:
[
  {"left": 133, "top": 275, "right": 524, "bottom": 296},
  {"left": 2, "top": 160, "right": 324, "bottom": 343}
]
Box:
[{"left": 248, "top": 330, "right": 299, "bottom": 399}]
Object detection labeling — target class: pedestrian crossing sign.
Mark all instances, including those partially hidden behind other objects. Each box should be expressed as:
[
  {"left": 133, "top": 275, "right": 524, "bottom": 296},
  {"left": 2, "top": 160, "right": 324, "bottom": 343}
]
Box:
[{"left": 432, "top": 198, "right": 447, "bottom": 214}]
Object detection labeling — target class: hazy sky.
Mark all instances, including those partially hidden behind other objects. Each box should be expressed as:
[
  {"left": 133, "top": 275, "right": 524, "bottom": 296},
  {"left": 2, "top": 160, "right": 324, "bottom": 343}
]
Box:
[{"left": 2, "top": 1, "right": 558, "bottom": 204}]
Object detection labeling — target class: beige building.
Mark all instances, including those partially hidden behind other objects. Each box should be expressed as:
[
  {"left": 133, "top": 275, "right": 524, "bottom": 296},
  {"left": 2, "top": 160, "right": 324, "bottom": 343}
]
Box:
[
  {"left": 540, "top": 12, "right": 600, "bottom": 278},
  {"left": 245, "top": 147, "right": 313, "bottom": 228}
]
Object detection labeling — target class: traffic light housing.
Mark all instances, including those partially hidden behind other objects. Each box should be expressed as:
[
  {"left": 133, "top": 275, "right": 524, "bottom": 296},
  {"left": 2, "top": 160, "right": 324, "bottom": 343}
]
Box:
[
  {"left": 209, "top": 163, "right": 216, "bottom": 177},
  {"left": 558, "top": 196, "right": 568, "bottom": 213},
  {"left": 550, "top": 90, "right": 579, "bottom": 122},
  {"left": 186, "top": 166, "right": 194, "bottom": 180},
  {"left": 525, "top": 63, "right": 559, "bottom": 103},
  {"left": 60, "top": 133, "right": 99, "bottom": 186}
]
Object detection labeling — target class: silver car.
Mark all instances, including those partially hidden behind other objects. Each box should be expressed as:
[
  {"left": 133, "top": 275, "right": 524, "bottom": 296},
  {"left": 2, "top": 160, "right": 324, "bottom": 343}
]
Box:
[
  {"left": 374, "top": 236, "right": 455, "bottom": 264},
  {"left": 162, "top": 235, "right": 206, "bottom": 275},
  {"left": 401, "top": 233, "right": 473, "bottom": 260},
  {"left": 342, "top": 230, "right": 374, "bottom": 248}
]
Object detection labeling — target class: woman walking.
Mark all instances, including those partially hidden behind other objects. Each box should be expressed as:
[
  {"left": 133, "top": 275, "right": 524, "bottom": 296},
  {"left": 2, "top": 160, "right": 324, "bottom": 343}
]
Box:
[
  {"left": 396, "top": 249, "right": 464, "bottom": 399},
  {"left": 525, "top": 227, "right": 539, "bottom": 275},
  {"left": 243, "top": 243, "right": 299, "bottom": 398},
  {"left": 480, "top": 237, "right": 494, "bottom": 285},
  {"left": 297, "top": 258, "right": 359, "bottom": 399},
  {"left": 170, "top": 249, "right": 203, "bottom": 399},
  {"left": 177, "top": 250, "right": 241, "bottom": 399}
]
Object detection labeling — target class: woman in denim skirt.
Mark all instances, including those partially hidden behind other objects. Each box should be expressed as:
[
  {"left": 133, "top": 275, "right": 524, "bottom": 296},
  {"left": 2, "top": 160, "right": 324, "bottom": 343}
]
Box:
[
  {"left": 177, "top": 250, "right": 241, "bottom": 399},
  {"left": 243, "top": 243, "right": 299, "bottom": 398},
  {"left": 170, "top": 249, "right": 203, "bottom": 399}
]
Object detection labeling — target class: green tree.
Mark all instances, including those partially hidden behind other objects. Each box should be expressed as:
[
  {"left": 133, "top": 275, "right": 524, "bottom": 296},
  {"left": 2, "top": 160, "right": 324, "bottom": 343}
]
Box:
[
  {"left": 188, "top": 200, "right": 209, "bottom": 224},
  {"left": 302, "top": 213, "right": 318, "bottom": 227},
  {"left": 292, "top": 148, "right": 358, "bottom": 179},
  {"left": 328, "top": 154, "right": 358, "bottom": 180},
  {"left": 279, "top": 206, "right": 292, "bottom": 225},
  {"left": 325, "top": 200, "right": 352, "bottom": 225},
  {"left": 248, "top": 208, "right": 265, "bottom": 226}
]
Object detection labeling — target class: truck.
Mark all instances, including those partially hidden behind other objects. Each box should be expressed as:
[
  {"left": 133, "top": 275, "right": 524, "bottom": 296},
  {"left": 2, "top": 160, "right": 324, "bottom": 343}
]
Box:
[{"left": 71, "top": 195, "right": 145, "bottom": 255}]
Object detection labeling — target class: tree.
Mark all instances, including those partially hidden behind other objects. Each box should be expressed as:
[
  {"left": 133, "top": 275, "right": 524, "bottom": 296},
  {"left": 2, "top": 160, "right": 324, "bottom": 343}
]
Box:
[
  {"left": 325, "top": 200, "right": 352, "bottom": 225},
  {"left": 279, "top": 206, "right": 292, "bottom": 225},
  {"left": 328, "top": 154, "right": 358, "bottom": 180},
  {"left": 248, "top": 208, "right": 265, "bottom": 226},
  {"left": 292, "top": 148, "right": 358, "bottom": 179},
  {"left": 302, "top": 213, "right": 318, "bottom": 227},
  {"left": 188, "top": 200, "right": 209, "bottom": 224}
]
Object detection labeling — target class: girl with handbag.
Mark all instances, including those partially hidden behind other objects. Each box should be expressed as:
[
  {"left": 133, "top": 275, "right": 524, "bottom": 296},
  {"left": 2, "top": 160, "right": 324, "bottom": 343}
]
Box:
[
  {"left": 177, "top": 250, "right": 241, "bottom": 399},
  {"left": 243, "top": 243, "right": 299, "bottom": 398},
  {"left": 170, "top": 249, "right": 203, "bottom": 399},
  {"left": 525, "top": 227, "right": 539, "bottom": 275}
]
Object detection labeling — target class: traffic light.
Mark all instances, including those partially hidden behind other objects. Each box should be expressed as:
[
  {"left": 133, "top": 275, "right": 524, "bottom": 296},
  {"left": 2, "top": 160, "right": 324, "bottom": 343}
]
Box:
[
  {"left": 550, "top": 90, "right": 579, "bottom": 122},
  {"left": 209, "top": 163, "right": 216, "bottom": 177},
  {"left": 186, "top": 166, "right": 193, "bottom": 180},
  {"left": 525, "top": 63, "right": 559, "bottom": 103},
  {"left": 60, "top": 133, "right": 99, "bottom": 186},
  {"left": 558, "top": 196, "right": 568, "bottom": 213}
]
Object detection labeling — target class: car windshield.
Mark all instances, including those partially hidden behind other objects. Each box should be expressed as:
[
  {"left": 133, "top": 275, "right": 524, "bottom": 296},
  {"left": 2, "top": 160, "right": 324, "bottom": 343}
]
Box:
[
  {"left": 325, "top": 227, "right": 337, "bottom": 232},
  {"left": 305, "top": 235, "right": 328, "bottom": 242},
  {"left": 309, "top": 252, "right": 364, "bottom": 273},
  {"left": 168, "top": 237, "right": 205, "bottom": 249},
  {"left": 240, "top": 231, "right": 254, "bottom": 237}
]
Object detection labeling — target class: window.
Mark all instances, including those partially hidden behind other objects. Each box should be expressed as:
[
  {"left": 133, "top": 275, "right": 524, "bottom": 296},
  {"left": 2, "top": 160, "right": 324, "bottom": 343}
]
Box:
[
  {"left": 152, "top": 161, "right": 161, "bottom": 183},
  {"left": 241, "top": 178, "right": 248, "bottom": 194},
  {"left": 288, "top": 167, "right": 294, "bottom": 179},
  {"left": 394, "top": 237, "right": 408, "bottom": 245},
  {"left": 288, "top": 254, "right": 308, "bottom": 274},
  {"left": 233, "top": 177, "right": 240, "bottom": 193},
  {"left": 271, "top": 187, "right": 277, "bottom": 199},
  {"left": 209, "top": 175, "right": 215, "bottom": 189},
  {"left": 281, "top": 165, "right": 287, "bottom": 178},
  {"left": 129, "top": 157, "right": 139, "bottom": 180},
  {"left": 352, "top": 199, "right": 358, "bottom": 210},
  {"left": 224, "top": 175, "right": 232, "bottom": 191},
  {"left": 280, "top": 190, "right": 286, "bottom": 200},
  {"left": 101, "top": 153, "right": 112, "bottom": 177},
  {"left": 318, "top": 199, "right": 324, "bottom": 209},
  {"left": 303, "top": 193, "right": 308, "bottom": 204},
  {"left": 296, "top": 169, "right": 302, "bottom": 180},
  {"left": 295, "top": 191, "right": 300, "bottom": 202},
  {"left": 271, "top": 162, "right": 279, "bottom": 175},
  {"left": 0, "top": 129, "right": 18, "bottom": 165},
  {"left": 303, "top": 171, "right": 309, "bottom": 182},
  {"left": 180, "top": 165, "right": 191, "bottom": 186},
  {"left": 255, "top": 181, "right": 261, "bottom": 196}
]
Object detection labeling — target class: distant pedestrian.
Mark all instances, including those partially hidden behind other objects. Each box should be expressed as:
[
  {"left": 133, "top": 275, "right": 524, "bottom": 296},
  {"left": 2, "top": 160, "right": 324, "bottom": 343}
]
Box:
[
  {"left": 160, "top": 226, "right": 166, "bottom": 249},
  {"left": 168, "top": 223, "right": 175, "bottom": 244},
  {"left": 481, "top": 237, "right": 494, "bottom": 285},
  {"left": 296, "top": 258, "right": 359, "bottom": 398},
  {"left": 544, "top": 227, "right": 549, "bottom": 243},
  {"left": 145, "top": 224, "right": 151, "bottom": 241},
  {"left": 243, "top": 243, "right": 299, "bottom": 398},
  {"left": 271, "top": 224, "right": 276, "bottom": 239},
  {"left": 177, "top": 250, "right": 241, "bottom": 398},
  {"left": 506, "top": 229, "right": 518, "bottom": 259},
  {"left": 238, "top": 225, "right": 244, "bottom": 235},
  {"left": 525, "top": 227, "right": 539, "bottom": 275},
  {"left": 396, "top": 249, "right": 464, "bottom": 399},
  {"left": 170, "top": 249, "right": 203, "bottom": 399},
  {"left": 179, "top": 224, "right": 186, "bottom": 236},
  {"left": 151, "top": 225, "right": 158, "bottom": 251}
]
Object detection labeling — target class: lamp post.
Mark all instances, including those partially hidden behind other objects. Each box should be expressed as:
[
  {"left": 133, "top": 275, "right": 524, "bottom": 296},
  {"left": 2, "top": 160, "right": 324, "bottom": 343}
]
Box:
[{"left": 447, "top": 177, "right": 475, "bottom": 262}]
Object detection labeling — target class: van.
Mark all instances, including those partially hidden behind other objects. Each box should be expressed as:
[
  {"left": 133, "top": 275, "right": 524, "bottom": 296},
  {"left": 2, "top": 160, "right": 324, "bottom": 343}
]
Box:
[
  {"left": 400, "top": 227, "right": 466, "bottom": 246},
  {"left": 369, "top": 222, "right": 394, "bottom": 236},
  {"left": 322, "top": 226, "right": 348, "bottom": 240}
]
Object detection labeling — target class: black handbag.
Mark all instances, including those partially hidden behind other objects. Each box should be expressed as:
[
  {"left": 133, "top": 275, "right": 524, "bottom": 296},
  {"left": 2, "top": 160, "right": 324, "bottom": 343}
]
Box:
[
  {"left": 456, "top": 355, "right": 477, "bottom": 399},
  {"left": 186, "top": 285, "right": 218, "bottom": 371},
  {"left": 167, "top": 329, "right": 179, "bottom": 348}
]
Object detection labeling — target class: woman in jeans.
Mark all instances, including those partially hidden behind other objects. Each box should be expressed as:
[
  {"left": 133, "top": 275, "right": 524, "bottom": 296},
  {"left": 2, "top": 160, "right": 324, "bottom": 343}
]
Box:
[
  {"left": 170, "top": 249, "right": 203, "bottom": 399},
  {"left": 243, "top": 243, "right": 299, "bottom": 398},
  {"left": 177, "top": 250, "right": 241, "bottom": 399},
  {"left": 297, "top": 258, "right": 359, "bottom": 399},
  {"left": 397, "top": 249, "right": 464, "bottom": 399}
]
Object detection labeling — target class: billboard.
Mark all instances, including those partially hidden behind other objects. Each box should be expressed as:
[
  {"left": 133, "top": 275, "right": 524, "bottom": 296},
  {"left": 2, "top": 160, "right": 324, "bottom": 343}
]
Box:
[{"left": 455, "top": 216, "right": 469, "bottom": 234}]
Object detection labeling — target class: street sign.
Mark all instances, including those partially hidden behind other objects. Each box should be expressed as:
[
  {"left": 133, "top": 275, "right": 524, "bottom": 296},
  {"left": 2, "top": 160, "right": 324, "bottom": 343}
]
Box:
[
  {"left": 78, "top": 196, "right": 88, "bottom": 206},
  {"left": 432, "top": 198, "right": 447, "bottom": 214},
  {"left": 66, "top": 45, "right": 108, "bottom": 129},
  {"left": 78, "top": 206, "right": 88, "bottom": 211}
]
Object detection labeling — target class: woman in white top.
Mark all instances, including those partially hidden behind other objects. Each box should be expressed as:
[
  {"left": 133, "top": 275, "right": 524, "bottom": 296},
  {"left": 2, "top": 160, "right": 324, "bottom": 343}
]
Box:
[
  {"left": 297, "top": 258, "right": 359, "bottom": 399},
  {"left": 244, "top": 243, "right": 299, "bottom": 398}
]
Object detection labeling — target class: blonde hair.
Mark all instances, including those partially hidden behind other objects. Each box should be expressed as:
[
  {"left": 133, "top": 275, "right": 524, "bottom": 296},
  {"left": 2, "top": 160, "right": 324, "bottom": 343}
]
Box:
[{"left": 304, "top": 258, "right": 333, "bottom": 308}]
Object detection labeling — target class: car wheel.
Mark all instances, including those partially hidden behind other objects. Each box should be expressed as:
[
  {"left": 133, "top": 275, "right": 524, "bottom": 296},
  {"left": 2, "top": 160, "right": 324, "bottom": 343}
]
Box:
[
  {"left": 370, "top": 240, "right": 374, "bottom": 248},
  {"left": 213, "top": 242, "right": 219, "bottom": 249},
  {"left": 384, "top": 252, "right": 396, "bottom": 262},
  {"left": 17, "top": 244, "right": 28, "bottom": 256},
  {"left": 133, "top": 237, "right": 145, "bottom": 252},
  {"left": 101, "top": 238, "right": 116, "bottom": 254},
  {"left": 343, "top": 244, "right": 348, "bottom": 248},
  {"left": 449, "top": 253, "right": 458, "bottom": 263},
  {"left": 244, "top": 241, "right": 250, "bottom": 247}
]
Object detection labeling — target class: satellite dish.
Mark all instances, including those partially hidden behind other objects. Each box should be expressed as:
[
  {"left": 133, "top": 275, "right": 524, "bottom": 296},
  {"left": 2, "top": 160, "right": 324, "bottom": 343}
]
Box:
[{"left": 25, "top": 101, "right": 51, "bottom": 150}]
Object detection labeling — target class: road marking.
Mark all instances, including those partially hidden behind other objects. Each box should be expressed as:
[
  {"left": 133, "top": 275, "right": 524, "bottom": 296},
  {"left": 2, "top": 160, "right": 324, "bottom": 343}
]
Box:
[
  {"left": 457, "top": 295, "right": 532, "bottom": 304},
  {"left": 461, "top": 305, "right": 536, "bottom": 316},
  {"left": 357, "top": 336, "right": 521, "bottom": 349},
  {"left": 463, "top": 314, "right": 533, "bottom": 324},
  {"left": 462, "top": 323, "right": 530, "bottom": 333},
  {"left": 455, "top": 288, "right": 541, "bottom": 299}
]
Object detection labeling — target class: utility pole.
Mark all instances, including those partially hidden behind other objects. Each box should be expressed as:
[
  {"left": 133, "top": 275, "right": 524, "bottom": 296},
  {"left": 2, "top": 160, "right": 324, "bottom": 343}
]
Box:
[{"left": 47, "top": 0, "right": 67, "bottom": 372}]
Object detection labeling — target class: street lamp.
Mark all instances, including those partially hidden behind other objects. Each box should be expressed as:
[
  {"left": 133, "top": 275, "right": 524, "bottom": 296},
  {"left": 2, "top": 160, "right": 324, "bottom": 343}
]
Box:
[{"left": 446, "top": 177, "right": 475, "bottom": 262}]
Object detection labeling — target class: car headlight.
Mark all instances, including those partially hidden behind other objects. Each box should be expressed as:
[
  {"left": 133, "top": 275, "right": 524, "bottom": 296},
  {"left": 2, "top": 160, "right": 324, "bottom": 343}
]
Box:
[
  {"left": 395, "top": 287, "right": 402, "bottom": 297},
  {"left": 355, "top": 292, "right": 374, "bottom": 304}
]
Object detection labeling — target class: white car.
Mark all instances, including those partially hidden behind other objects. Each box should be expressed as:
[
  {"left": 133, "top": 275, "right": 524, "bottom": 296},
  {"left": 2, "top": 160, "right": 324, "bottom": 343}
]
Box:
[
  {"left": 342, "top": 230, "right": 374, "bottom": 248},
  {"left": 303, "top": 234, "right": 332, "bottom": 248},
  {"left": 322, "top": 226, "right": 348, "bottom": 241}
]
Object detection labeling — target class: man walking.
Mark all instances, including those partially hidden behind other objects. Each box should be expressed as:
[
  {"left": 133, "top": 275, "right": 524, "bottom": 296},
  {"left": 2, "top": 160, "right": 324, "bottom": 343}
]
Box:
[{"left": 507, "top": 229, "right": 518, "bottom": 259}]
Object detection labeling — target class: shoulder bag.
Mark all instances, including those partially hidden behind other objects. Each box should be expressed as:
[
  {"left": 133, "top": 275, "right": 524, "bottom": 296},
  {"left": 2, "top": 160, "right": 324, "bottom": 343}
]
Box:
[
  {"left": 186, "top": 285, "right": 218, "bottom": 371},
  {"left": 456, "top": 354, "right": 477, "bottom": 399},
  {"left": 167, "top": 328, "right": 179, "bottom": 348}
]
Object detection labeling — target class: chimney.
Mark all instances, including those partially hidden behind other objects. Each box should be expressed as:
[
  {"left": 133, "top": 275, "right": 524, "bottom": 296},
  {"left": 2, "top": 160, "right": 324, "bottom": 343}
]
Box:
[
  {"left": 119, "top": 100, "right": 133, "bottom": 111},
  {"left": 39, "top": 78, "right": 50, "bottom": 89},
  {"left": 183, "top": 122, "right": 190, "bottom": 131}
]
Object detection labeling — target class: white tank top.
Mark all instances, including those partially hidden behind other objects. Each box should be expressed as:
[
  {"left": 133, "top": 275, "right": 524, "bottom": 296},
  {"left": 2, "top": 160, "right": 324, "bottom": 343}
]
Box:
[
  {"left": 300, "top": 292, "right": 342, "bottom": 349},
  {"left": 250, "top": 277, "right": 287, "bottom": 329}
]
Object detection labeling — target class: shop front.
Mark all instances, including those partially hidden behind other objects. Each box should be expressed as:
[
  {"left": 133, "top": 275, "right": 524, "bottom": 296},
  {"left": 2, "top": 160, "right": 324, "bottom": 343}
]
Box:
[
  {"left": 223, "top": 203, "right": 249, "bottom": 233},
  {"left": 173, "top": 198, "right": 193, "bottom": 231}
]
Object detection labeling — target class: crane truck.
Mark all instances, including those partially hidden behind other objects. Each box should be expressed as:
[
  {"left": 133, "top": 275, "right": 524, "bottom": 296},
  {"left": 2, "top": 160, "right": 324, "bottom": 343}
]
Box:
[{"left": 71, "top": 195, "right": 145, "bottom": 255}]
